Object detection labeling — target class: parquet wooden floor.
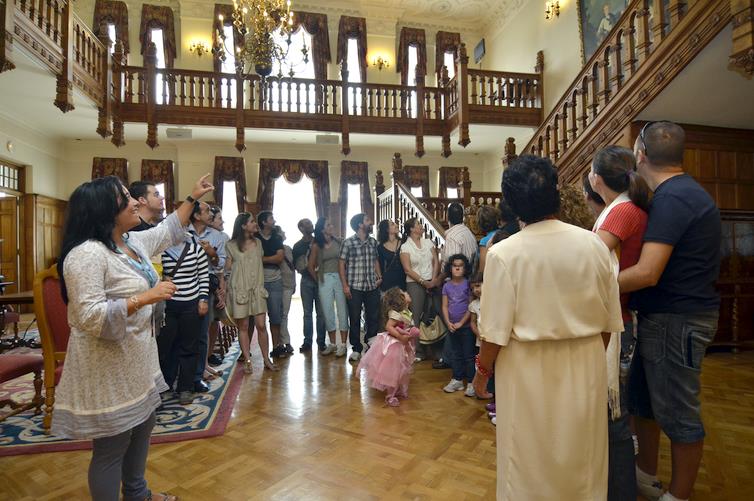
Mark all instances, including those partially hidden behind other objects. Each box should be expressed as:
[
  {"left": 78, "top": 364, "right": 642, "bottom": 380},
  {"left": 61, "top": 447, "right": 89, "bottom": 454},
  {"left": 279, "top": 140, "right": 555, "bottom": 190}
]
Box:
[{"left": 1, "top": 301, "right": 752, "bottom": 500}]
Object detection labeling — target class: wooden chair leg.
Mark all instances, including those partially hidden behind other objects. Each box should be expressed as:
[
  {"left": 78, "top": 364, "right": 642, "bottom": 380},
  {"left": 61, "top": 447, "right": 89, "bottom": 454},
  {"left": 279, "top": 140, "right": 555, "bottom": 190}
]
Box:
[
  {"left": 43, "top": 383, "right": 55, "bottom": 433},
  {"left": 33, "top": 369, "right": 43, "bottom": 415}
]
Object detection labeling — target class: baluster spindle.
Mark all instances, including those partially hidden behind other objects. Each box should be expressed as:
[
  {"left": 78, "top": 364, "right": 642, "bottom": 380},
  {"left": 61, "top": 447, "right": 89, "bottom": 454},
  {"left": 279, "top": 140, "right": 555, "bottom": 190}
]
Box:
[
  {"left": 624, "top": 16, "right": 638, "bottom": 78},
  {"left": 569, "top": 92, "right": 578, "bottom": 143},
  {"left": 470, "top": 72, "right": 478, "bottom": 104},
  {"left": 589, "top": 66, "right": 600, "bottom": 121},
  {"left": 600, "top": 50, "right": 611, "bottom": 106}
]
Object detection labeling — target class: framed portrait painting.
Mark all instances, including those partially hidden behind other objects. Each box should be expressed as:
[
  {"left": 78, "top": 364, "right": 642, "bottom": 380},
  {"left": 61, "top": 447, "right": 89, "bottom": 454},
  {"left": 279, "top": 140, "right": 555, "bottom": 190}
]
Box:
[{"left": 577, "top": 0, "right": 629, "bottom": 63}]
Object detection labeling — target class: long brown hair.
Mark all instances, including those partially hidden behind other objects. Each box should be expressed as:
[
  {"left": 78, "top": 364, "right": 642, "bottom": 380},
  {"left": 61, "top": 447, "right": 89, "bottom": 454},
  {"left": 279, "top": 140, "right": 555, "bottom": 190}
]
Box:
[
  {"left": 231, "top": 212, "right": 254, "bottom": 249},
  {"left": 592, "top": 146, "right": 650, "bottom": 211},
  {"left": 381, "top": 287, "right": 408, "bottom": 328}
]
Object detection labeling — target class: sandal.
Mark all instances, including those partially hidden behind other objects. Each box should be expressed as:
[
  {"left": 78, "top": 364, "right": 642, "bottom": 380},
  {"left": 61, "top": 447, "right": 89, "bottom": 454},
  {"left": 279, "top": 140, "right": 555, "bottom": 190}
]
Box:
[
  {"left": 243, "top": 359, "right": 253, "bottom": 374},
  {"left": 146, "top": 492, "right": 179, "bottom": 501},
  {"left": 264, "top": 359, "right": 280, "bottom": 371},
  {"left": 385, "top": 396, "right": 400, "bottom": 407},
  {"left": 205, "top": 366, "right": 223, "bottom": 379}
]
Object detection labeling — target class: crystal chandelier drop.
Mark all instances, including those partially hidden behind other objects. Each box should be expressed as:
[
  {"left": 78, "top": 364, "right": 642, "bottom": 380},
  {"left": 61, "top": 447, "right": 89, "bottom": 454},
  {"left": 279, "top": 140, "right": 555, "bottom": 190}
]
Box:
[{"left": 214, "top": 0, "right": 309, "bottom": 78}]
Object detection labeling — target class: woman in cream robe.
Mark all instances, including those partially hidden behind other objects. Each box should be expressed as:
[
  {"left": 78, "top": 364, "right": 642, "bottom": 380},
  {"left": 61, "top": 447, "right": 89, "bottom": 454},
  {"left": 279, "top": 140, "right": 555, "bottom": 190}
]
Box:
[{"left": 474, "top": 156, "right": 624, "bottom": 500}]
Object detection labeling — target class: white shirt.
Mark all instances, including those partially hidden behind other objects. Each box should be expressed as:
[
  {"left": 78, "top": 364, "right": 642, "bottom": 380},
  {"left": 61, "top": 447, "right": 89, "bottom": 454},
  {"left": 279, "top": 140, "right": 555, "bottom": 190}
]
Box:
[{"left": 401, "top": 237, "right": 434, "bottom": 282}]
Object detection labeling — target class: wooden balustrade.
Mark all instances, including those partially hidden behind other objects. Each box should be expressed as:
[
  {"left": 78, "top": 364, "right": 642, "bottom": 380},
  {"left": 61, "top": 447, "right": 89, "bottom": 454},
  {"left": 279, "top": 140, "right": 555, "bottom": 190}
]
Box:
[
  {"left": 71, "top": 13, "right": 107, "bottom": 105},
  {"left": 15, "top": 0, "right": 63, "bottom": 46},
  {"left": 523, "top": 0, "right": 726, "bottom": 180},
  {"left": 395, "top": 184, "right": 446, "bottom": 250},
  {"left": 467, "top": 69, "right": 541, "bottom": 109}
]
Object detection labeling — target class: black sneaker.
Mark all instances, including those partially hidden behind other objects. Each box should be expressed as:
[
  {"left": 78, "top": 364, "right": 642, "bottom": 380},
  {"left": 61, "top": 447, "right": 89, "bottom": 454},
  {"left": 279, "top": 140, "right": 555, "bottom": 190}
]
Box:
[
  {"left": 270, "top": 345, "right": 287, "bottom": 358},
  {"left": 432, "top": 359, "right": 450, "bottom": 369},
  {"left": 284, "top": 344, "right": 294, "bottom": 355},
  {"left": 299, "top": 344, "right": 312, "bottom": 353},
  {"left": 208, "top": 354, "right": 223, "bottom": 366}
]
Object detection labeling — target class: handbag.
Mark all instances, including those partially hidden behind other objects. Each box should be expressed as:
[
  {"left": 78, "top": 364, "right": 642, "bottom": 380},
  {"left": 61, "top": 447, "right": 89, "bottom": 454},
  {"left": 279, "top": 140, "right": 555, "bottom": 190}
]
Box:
[{"left": 419, "top": 315, "right": 447, "bottom": 345}]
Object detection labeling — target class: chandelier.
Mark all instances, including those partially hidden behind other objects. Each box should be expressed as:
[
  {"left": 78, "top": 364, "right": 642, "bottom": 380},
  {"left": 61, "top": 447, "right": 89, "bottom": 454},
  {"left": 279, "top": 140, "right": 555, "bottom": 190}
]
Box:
[{"left": 214, "top": 0, "right": 309, "bottom": 78}]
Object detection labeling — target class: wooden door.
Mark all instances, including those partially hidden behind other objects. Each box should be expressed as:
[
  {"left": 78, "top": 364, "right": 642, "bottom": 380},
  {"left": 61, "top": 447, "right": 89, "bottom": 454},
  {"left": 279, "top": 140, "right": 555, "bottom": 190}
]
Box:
[{"left": 0, "top": 196, "right": 19, "bottom": 294}]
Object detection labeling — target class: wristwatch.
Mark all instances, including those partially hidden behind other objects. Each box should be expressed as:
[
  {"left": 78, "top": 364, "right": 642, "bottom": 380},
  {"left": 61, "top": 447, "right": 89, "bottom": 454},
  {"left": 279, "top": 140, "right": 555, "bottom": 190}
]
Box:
[{"left": 185, "top": 194, "right": 196, "bottom": 203}]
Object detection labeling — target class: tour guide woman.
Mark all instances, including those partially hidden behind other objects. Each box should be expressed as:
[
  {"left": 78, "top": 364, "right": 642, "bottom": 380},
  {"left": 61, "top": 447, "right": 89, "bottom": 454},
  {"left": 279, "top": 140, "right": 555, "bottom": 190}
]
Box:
[
  {"left": 473, "top": 156, "right": 623, "bottom": 500},
  {"left": 54, "top": 174, "right": 214, "bottom": 501}
]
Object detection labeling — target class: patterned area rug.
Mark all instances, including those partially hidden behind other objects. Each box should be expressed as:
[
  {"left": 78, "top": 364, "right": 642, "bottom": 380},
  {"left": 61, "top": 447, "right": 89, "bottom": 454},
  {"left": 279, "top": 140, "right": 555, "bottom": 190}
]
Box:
[{"left": 0, "top": 341, "right": 242, "bottom": 457}]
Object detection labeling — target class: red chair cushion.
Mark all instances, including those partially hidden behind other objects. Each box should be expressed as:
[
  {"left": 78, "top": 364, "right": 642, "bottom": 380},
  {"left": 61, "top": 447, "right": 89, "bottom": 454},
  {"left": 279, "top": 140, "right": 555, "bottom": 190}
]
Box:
[
  {"left": 43, "top": 277, "right": 70, "bottom": 352},
  {"left": 3, "top": 311, "right": 20, "bottom": 324},
  {"left": 0, "top": 354, "right": 44, "bottom": 383}
]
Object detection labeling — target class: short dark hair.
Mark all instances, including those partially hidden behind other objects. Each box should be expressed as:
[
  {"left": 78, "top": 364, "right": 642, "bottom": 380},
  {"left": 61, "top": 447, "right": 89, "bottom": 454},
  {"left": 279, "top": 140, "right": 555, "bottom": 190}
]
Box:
[
  {"left": 639, "top": 121, "right": 685, "bottom": 167},
  {"left": 189, "top": 201, "right": 205, "bottom": 222},
  {"left": 297, "top": 218, "right": 311, "bottom": 231},
  {"left": 350, "top": 213, "right": 365, "bottom": 232},
  {"left": 490, "top": 230, "right": 511, "bottom": 246},
  {"left": 209, "top": 205, "right": 221, "bottom": 217},
  {"left": 444, "top": 253, "right": 472, "bottom": 278},
  {"left": 582, "top": 172, "right": 605, "bottom": 206},
  {"left": 498, "top": 198, "right": 518, "bottom": 224},
  {"left": 129, "top": 180, "right": 155, "bottom": 200},
  {"left": 470, "top": 272, "right": 484, "bottom": 285},
  {"left": 447, "top": 203, "right": 464, "bottom": 226},
  {"left": 502, "top": 155, "right": 560, "bottom": 224},
  {"left": 476, "top": 205, "right": 500, "bottom": 234},
  {"left": 257, "top": 210, "right": 273, "bottom": 229}
]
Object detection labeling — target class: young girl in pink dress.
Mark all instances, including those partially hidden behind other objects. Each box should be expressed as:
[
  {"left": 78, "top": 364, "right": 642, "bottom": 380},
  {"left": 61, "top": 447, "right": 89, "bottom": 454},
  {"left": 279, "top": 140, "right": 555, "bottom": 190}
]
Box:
[{"left": 356, "top": 287, "right": 420, "bottom": 407}]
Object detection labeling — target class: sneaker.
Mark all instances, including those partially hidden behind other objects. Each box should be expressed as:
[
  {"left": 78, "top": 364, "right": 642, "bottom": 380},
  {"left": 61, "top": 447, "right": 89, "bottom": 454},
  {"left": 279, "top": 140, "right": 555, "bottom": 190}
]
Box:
[
  {"left": 336, "top": 345, "right": 347, "bottom": 357},
  {"left": 178, "top": 391, "right": 194, "bottom": 405},
  {"left": 320, "top": 344, "right": 336, "bottom": 356},
  {"left": 488, "top": 411, "right": 496, "bottom": 419},
  {"left": 269, "top": 346, "right": 282, "bottom": 358},
  {"left": 464, "top": 383, "right": 476, "bottom": 397},
  {"left": 491, "top": 416, "right": 497, "bottom": 426},
  {"left": 432, "top": 359, "right": 450, "bottom": 369},
  {"left": 208, "top": 354, "right": 224, "bottom": 366},
  {"left": 284, "top": 344, "right": 294, "bottom": 355},
  {"left": 485, "top": 402, "right": 496, "bottom": 413},
  {"left": 299, "top": 344, "right": 312, "bottom": 353},
  {"left": 443, "top": 379, "right": 465, "bottom": 393},
  {"left": 348, "top": 351, "right": 361, "bottom": 362},
  {"left": 636, "top": 467, "right": 664, "bottom": 501}
]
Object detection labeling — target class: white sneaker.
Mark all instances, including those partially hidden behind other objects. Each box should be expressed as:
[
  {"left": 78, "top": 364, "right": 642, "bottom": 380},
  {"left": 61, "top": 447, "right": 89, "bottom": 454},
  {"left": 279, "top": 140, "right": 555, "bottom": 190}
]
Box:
[
  {"left": 335, "top": 345, "right": 347, "bottom": 357},
  {"left": 464, "top": 383, "right": 476, "bottom": 397},
  {"left": 443, "top": 379, "right": 465, "bottom": 393},
  {"left": 320, "top": 345, "right": 336, "bottom": 356},
  {"left": 491, "top": 416, "right": 496, "bottom": 426},
  {"left": 348, "top": 351, "right": 361, "bottom": 362},
  {"left": 636, "top": 467, "right": 664, "bottom": 501}
]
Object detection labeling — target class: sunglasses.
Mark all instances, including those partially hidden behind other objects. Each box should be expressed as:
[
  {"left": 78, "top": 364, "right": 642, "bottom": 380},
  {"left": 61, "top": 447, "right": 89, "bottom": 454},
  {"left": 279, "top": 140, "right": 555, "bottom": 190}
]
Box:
[{"left": 639, "top": 121, "right": 656, "bottom": 160}]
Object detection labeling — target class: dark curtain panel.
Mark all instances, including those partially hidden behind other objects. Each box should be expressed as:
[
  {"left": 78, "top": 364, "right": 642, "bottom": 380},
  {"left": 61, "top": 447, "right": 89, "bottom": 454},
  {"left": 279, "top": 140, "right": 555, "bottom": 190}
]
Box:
[
  {"left": 397, "top": 27, "right": 427, "bottom": 85},
  {"left": 213, "top": 156, "right": 247, "bottom": 212},
  {"left": 141, "top": 159, "right": 175, "bottom": 211},
  {"left": 339, "top": 161, "right": 372, "bottom": 235},
  {"left": 93, "top": 0, "right": 130, "bottom": 54},
  {"left": 140, "top": 4, "right": 176, "bottom": 67},
  {"left": 293, "top": 11, "right": 331, "bottom": 80},
  {"left": 336, "top": 16, "right": 367, "bottom": 80},
  {"left": 405, "top": 165, "right": 430, "bottom": 197},
  {"left": 435, "top": 31, "right": 461, "bottom": 78},
  {"left": 257, "top": 159, "right": 330, "bottom": 218},
  {"left": 438, "top": 166, "right": 464, "bottom": 195},
  {"left": 92, "top": 157, "right": 129, "bottom": 185},
  {"left": 212, "top": 4, "right": 243, "bottom": 73}
]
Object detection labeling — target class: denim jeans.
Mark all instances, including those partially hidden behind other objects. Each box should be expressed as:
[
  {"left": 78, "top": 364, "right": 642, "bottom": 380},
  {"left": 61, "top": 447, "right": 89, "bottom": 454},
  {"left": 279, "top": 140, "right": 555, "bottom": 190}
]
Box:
[
  {"left": 194, "top": 297, "right": 211, "bottom": 383},
  {"left": 449, "top": 326, "right": 476, "bottom": 381},
  {"left": 318, "top": 272, "right": 348, "bottom": 333},
  {"left": 264, "top": 278, "right": 284, "bottom": 325},
  {"left": 608, "top": 414, "right": 637, "bottom": 501},
  {"left": 628, "top": 310, "right": 718, "bottom": 443},
  {"left": 347, "top": 287, "right": 380, "bottom": 353},
  {"left": 301, "top": 274, "right": 326, "bottom": 349}
]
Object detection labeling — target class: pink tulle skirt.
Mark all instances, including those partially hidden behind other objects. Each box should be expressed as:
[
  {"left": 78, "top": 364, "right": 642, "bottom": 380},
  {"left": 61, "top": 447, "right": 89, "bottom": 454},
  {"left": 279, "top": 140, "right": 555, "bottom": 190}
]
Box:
[{"left": 357, "top": 328, "right": 419, "bottom": 397}]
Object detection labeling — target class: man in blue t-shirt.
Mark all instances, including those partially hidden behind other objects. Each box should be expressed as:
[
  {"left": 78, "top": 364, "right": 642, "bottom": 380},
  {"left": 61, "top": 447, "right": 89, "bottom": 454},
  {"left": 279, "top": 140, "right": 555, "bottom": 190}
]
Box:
[{"left": 618, "top": 121, "right": 720, "bottom": 501}]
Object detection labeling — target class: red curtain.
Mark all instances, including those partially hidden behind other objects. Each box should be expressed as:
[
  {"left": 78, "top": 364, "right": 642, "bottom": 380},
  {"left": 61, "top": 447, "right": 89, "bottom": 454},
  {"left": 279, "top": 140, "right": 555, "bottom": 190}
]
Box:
[
  {"left": 435, "top": 31, "right": 461, "bottom": 79},
  {"left": 404, "top": 165, "right": 430, "bottom": 197},
  {"left": 92, "top": 157, "right": 129, "bottom": 185},
  {"left": 336, "top": 16, "right": 367, "bottom": 80},
  {"left": 257, "top": 159, "right": 330, "bottom": 219},
  {"left": 139, "top": 4, "right": 176, "bottom": 67},
  {"left": 339, "top": 161, "right": 372, "bottom": 235},
  {"left": 141, "top": 159, "right": 175, "bottom": 211},
  {"left": 293, "top": 11, "right": 331, "bottom": 81},
  {"left": 397, "top": 27, "right": 427, "bottom": 85},
  {"left": 93, "top": 0, "right": 129, "bottom": 54},
  {"left": 213, "top": 156, "right": 247, "bottom": 212}
]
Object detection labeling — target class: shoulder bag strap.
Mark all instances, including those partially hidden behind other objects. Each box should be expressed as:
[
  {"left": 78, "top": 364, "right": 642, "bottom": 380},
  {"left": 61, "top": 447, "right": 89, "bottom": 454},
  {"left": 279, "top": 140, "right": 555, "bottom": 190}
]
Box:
[{"left": 163, "top": 240, "right": 191, "bottom": 281}]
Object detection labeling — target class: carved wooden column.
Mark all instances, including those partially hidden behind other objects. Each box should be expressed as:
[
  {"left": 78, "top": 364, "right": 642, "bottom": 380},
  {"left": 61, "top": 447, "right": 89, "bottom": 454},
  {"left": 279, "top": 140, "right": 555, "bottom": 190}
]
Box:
[
  {"left": 636, "top": 1, "right": 653, "bottom": 63},
  {"left": 440, "top": 66, "right": 451, "bottom": 158},
  {"left": 535, "top": 50, "right": 544, "bottom": 116},
  {"left": 456, "top": 43, "right": 470, "bottom": 147},
  {"left": 1, "top": 0, "right": 16, "bottom": 72},
  {"left": 730, "top": 0, "right": 754, "bottom": 77},
  {"left": 415, "top": 67, "right": 425, "bottom": 158},
  {"left": 96, "top": 21, "right": 113, "bottom": 138},
  {"left": 235, "top": 73, "right": 246, "bottom": 152},
  {"left": 340, "top": 60, "right": 351, "bottom": 155},
  {"left": 144, "top": 42, "right": 158, "bottom": 149},
  {"left": 374, "top": 170, "right": 385, "bottom": 223},
  {"left": 392, "top": 153, "right": 404, "bottom": 222},
  {"left": 459, "top": 167, "right": 471, "bottom": 208},
  {"left": 54, "top": 0, "right": 75, "bottom": 112},
  {"left": 501, "top": 137, "right": 517, "bottom": 170},
  {"left": 111, "top": 40, "right": 125, "bottom": 147}
]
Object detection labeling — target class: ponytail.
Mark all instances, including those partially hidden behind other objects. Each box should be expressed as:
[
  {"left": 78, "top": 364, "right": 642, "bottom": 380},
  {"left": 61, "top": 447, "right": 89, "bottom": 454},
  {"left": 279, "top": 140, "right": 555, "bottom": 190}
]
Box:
[
  {"left": 626, "top": 169, "right": 650, "bottom": 212},
  {"left": 592, "top": 145, "right": 649, "bottom": 212}
]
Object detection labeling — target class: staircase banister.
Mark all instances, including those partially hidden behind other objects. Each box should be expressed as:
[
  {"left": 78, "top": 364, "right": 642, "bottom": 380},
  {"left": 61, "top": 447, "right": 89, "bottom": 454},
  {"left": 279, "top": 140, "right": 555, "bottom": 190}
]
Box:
[
  {"left": 396, "top": 181, "right": 446, "bottom": 240},
  {"left": 523, "top": 0, "right": 647, "bottom": 154},
  {"left": 467, "top": 68, "right": 540, "bottom": 80}
]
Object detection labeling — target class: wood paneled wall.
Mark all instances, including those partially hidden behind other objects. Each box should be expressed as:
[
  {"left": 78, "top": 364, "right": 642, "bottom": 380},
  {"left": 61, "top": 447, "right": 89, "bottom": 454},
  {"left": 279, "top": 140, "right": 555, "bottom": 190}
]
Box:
[{"left": 21, "top": 195, "right": 67, "bottom": 292}]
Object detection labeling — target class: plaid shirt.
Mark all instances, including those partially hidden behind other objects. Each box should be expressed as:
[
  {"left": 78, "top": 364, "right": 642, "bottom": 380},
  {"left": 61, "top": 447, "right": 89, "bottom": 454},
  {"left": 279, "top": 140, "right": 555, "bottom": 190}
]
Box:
[{"left": 339, "top": 234, "right": 379, "bottom": 291}]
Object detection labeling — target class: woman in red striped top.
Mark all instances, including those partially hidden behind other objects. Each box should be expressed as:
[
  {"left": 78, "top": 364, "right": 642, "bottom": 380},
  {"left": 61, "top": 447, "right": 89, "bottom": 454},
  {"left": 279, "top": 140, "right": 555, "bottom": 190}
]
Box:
[{"left": 588, "top": 145, "right": 650, "bottom": 501}]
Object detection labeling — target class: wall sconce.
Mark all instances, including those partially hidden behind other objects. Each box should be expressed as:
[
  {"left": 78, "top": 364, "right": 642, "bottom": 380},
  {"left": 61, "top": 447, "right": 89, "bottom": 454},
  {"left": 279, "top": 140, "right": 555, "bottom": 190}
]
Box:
[
  {"left": 372, "top": 55, "right": 390, "bottom": 71},
  {"left": 189, "top": 40, "right": 210, "bottom": 57},
  {"left": 545, "top": 1, "right": 560, "bottom": 20}
]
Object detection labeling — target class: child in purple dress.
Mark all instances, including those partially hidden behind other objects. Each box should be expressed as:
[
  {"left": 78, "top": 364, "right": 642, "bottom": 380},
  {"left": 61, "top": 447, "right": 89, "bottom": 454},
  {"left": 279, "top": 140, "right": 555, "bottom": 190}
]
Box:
[
  {"left": 356, "top": 288, "right": 420, "bottom": 407},
  {"left": 441, "top": 254, "right": 476, "bottom": 396}
]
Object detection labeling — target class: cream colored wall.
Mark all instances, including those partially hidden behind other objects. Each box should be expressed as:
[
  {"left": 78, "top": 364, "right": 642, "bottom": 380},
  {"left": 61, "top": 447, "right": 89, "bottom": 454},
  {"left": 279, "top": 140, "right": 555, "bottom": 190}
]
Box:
[
  {"left": 0, "top": 115, "right": 63, "bottom": 199},
  {"left": 483, "top": 0, "right": 582, "bottom": 117},
  {"left": 60, "top": 139, "right": 491, "bottom": 203}
]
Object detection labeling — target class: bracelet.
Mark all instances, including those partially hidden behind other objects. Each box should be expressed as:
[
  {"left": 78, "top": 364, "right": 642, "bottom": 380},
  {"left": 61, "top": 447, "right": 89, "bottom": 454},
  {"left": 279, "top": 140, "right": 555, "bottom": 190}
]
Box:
[
  {"left": 129, "top": 295, "right": 141, "bottom": 311},
  {"left": 475, "top": 354, "right": 493, "bottom": 378}
]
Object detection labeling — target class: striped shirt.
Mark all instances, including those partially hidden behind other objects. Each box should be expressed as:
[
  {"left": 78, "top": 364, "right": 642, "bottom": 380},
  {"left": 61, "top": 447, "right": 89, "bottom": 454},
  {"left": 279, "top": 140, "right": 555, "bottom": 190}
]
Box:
[
  {"left": 162, "top": 234, "right": 209, "bottom": 302},
  {"left": 442, "top": 223, "right": 479, "bottom": 267}
]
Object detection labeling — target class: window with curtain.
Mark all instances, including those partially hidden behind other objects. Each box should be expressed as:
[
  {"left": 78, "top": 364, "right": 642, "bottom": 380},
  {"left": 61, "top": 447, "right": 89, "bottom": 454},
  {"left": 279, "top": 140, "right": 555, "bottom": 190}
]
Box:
[
  {"left": 107, "top": 24, "right": 116, "bottom": 54},
  {"left": 344, "top": 183, "right": 361, "bottom": 236},
  {"left": 141, "top": 160, "right": 175, "bottom": 212},
  {"left": 93, "top": 0, "right": 130, "bottom": 55},
  {"left": 346, "top": 38, "right": 362, "bottom": 115},
  {"left": 407, "top": 45, "right": 418, "bottom": 118},
  {"left": 151, "top": 28, "right": 167, "bottom": 104},
  {"left": 444, "top": 51, "right": 456, "bottom": 79},
  {"left": 271, "top": 28, "right": 316, "bottom": 112},
  {"left": 221, "top": 181, "right": 238, "bottom": 237}
]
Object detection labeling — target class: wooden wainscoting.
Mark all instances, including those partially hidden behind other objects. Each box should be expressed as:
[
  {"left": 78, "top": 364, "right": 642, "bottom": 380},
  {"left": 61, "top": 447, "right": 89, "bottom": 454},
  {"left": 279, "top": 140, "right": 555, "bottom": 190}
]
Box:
[{"left": 21, "top": 195, "right": 67, "bottom": 294}]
